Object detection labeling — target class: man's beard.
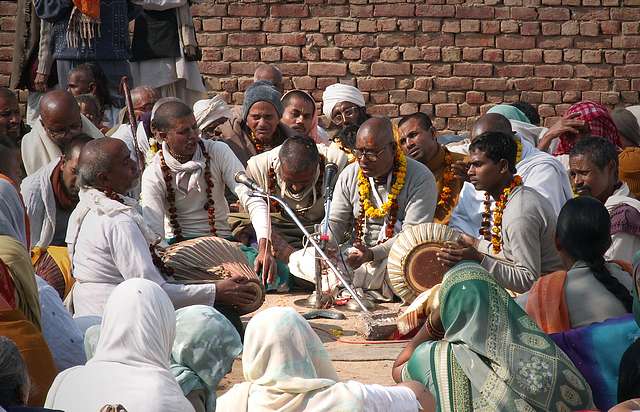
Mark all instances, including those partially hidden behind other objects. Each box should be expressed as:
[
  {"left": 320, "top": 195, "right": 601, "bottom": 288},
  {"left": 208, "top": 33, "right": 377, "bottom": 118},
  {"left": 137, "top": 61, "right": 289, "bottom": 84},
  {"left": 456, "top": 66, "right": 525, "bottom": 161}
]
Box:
[{"left": 334, "top": 124, "right": 359, "bottom": 151}]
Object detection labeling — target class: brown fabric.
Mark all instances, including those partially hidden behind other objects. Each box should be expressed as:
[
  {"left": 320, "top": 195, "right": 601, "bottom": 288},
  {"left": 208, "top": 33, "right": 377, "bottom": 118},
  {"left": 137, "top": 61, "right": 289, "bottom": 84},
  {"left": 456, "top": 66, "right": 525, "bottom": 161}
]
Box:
[
  {"left": 0, "top": 308, "right": 57, "bottom": 407},
  {"left": 220, "top": 117, "right": 294, "bottom": 167},
  {"left": 426, "top": 145, "right": 467, "bottom": 225},
  {"left": 50, "top": 159, "right": 77, "bottom": 211},
  {"left": 619, "top": 147, "right": 640, "bottom": 198},
  {"left": 10, "top": 0, "right": 41, "bottom": 90},
  {"left": 610, "top": 203, "right": 640, "bottom": 237}
]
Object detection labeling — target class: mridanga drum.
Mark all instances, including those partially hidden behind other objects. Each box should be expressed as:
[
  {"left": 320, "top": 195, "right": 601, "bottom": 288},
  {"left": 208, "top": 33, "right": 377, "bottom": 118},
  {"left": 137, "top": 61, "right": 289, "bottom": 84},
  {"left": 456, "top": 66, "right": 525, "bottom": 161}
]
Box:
[
  {"left": 162, "top": 236, "right": 265, "bottom": 315},
  {"left": 387, "top": 223, "right": 460, "bottom": 304}
]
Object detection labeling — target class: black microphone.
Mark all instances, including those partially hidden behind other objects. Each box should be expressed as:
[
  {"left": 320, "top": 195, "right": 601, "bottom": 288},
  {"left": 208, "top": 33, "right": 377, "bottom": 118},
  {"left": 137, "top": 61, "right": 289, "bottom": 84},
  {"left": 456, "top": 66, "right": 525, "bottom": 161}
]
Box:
[
  {"left": 322, "top": 163, "right": 339, "bottom": 203},
  {"left": 234, "top": 171, "right": 264, "bottom": 193}
]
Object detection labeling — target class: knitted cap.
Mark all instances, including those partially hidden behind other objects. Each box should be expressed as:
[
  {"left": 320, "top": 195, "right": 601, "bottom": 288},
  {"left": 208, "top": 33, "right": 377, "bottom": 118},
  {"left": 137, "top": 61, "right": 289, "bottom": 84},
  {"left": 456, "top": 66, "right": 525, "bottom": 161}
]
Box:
[{"left": 242, "top": 81, "right": 284, "bottom": 121}]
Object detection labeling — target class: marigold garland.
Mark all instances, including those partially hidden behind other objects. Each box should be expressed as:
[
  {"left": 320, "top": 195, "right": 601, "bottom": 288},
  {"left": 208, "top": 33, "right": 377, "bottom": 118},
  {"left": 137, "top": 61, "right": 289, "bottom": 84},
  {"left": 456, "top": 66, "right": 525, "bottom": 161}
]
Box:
[
  {"left": 354, "top": 143, "right": 406, "bottom": 244},
  {"left": 436, "top": 151, "right": 456, "bottom": 217},
  {"left": 515, "top": 137, "right": 523, "bottom": 164},
  {"left": 479, "top": 175, "right": 523, "bottom": 254}
]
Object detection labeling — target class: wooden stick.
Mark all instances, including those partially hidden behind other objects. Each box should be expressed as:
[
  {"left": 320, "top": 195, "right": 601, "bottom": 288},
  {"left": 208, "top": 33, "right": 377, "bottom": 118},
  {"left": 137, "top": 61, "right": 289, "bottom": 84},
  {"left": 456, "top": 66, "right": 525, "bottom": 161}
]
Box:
[{"left": 120, "top": 76, "right": 144, "bottom": 172}]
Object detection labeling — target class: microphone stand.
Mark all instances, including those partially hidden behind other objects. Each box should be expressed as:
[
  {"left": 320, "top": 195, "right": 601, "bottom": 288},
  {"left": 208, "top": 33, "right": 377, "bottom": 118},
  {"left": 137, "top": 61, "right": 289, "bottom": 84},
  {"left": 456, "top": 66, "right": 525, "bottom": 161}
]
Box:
[{"left": 248, "top": 190, "right": 371, "bottom": 313}]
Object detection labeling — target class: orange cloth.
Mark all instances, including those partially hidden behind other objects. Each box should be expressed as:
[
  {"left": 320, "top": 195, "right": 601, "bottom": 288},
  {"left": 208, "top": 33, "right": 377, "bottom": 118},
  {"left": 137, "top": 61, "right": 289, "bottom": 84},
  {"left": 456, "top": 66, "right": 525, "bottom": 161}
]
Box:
[
  {"left": 73, "top": 0, "right": 100, "bottom": 19},
  {"left": 619, "top": 147, "right": 640, "bottom": 199},
  {"left": 525, "top": 270, "right": 571, "bottom": 333},
  {"left": 0, "top": 308, "right": 57, "bottom": 407}
]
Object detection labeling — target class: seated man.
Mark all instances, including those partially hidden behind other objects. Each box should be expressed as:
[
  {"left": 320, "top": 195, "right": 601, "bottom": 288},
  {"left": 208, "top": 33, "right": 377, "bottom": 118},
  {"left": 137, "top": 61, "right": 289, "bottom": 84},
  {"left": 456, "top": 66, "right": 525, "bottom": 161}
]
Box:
[
  {"left": 570, "top": 137, "right": 640, "bottom": 263},
  {"left": 193, "top": 95, "right": 232, "bottom": 140},
  {"left": 75, "top": 94, "right": 105, "bottom": 133},
  {"left": 221, "top": 81, "right": 294, "bottom": 166},
  {"left": 322, "top": 83, "right": 369, "bottom": 159},
  {"left": 281, "top": 89, "right": 329, "bottom": 145},
  {"left": 67, "top": 138, "right": 257, "bottom": 317},
  {"left": 438, "top": 131, "right": 564, "bottom": 293},
  {"left": 66, "top": 63, "right": 120, "bottom": 129},
  {"left": 324, "top": 117, "right": 437, "bottom": 301},
  {"left": 242, "top": 136, "right": 347, "bottom": 262},
  {"left": 140, "top": 101, "right": 277, "bottom": 283},
  {"left": 0, "top": 88, "right": 30, "bottom": 147},
  {"left": 21, "top": 90, "right": 103, "bottom": 175},
  {"left": 398, "top": 112, "right": 466, "bottom": 224},
  {"left": 449, "top": 113, "right": 572, "bottom": 236}
]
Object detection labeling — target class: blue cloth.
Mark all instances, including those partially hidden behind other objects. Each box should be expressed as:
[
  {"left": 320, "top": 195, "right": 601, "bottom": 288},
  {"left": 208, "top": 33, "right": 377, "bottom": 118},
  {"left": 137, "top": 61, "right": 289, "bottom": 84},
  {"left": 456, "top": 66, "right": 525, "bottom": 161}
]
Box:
[
  {"left": 487, "top": 104, "right": 532, "bottom": 124},
  {"left": 550, "top": 314, "right": 640, "bottom": 411}
]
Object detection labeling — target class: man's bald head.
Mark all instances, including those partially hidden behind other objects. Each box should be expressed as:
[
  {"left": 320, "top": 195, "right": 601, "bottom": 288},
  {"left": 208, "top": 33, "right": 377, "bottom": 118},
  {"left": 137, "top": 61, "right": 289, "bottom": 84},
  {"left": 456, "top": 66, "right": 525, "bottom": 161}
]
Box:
[
  {"left": 40, "top": 90, "right": 81, "bottom": 121},
  {"left": 356, "top": 117, "right": 394, "bottom": 146},
  {"left": 254, "top": 64, "right": 284, "bottom": 94},
  {"left": 471, "top": 113, "right": 513, "bottom": 141},
  {"left": 152, "top": 100, "right": 193, "bottom": 132},
  {"left": 77, "top": 138, "right": 137, "bottom": 194}
]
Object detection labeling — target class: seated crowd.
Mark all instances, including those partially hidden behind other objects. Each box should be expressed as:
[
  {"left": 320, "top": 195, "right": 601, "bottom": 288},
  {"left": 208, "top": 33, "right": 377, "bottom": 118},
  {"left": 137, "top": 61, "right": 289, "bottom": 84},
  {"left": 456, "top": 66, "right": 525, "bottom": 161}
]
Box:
[{"left": 1, "top": 61, "right": 640, "bottom": 412}]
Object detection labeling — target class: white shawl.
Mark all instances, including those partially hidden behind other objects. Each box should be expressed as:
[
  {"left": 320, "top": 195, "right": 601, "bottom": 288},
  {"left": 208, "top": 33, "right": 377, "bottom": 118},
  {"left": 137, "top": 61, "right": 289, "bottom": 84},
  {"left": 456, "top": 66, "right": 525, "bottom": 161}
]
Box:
[
  {"left": 44, "top": 278, "right": 195, "bottom": 412},
  {"left": 216, "top": 307, "right": 364, "bottom": 412},
  {"left": 0, "top": 178, "right": 28, "bottom": 248},
  {"left": 605, "top": 182, "right": 640, "bottom": 214},
  {"left": 21, "top": 115, "right": 103, "bottom": 176},
  {"left": 20, "top": 158, "right": 59, "bottom": 248},
  {"left": 161, "top": 141, "right": 206, "bottom": 194},
  {"left": 66, "top": 188, "right": 159, "bottom": 262}
]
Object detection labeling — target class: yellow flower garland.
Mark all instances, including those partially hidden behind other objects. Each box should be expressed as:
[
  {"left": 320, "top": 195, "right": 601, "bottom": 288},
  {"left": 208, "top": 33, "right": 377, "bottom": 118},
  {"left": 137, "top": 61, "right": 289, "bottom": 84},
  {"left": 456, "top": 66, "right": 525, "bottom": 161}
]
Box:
[
  {"left": 357, "top": 144, "right": 407, "bottom": 219},
  {"left": 515, "top": 137, "right": 523, "bottom": 164}
]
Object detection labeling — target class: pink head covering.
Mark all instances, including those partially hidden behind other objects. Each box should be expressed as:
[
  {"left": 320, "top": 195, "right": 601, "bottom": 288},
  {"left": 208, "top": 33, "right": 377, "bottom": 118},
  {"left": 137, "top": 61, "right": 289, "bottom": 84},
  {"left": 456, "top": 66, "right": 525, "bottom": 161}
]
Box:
[{"left": 554, "top": 101, "right": 621, "bottom": 156}]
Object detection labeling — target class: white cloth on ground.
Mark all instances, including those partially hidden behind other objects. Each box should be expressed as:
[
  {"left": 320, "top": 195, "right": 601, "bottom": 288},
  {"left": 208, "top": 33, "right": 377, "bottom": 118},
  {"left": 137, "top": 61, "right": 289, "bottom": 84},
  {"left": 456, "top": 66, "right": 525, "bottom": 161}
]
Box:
[
  {"left": 45, "top": 278, "right": 195, "bottom": 412},
  {"left": 35, "top": 275, "right": 85, "bottom": 371},
  {"left": 20, "top": 114, "right": 103, "bottom": 175},
  {"left": 141, "top": 139, "right": 270, "bottom": 241},
  {"left": 449, "top": 135, "right": 573, "bottom": 237},
  {"left": 66, "top": 188, "right": 215, "bottom": 317},
  {"left": 20, "top": 158, "right": 59, "bottom": 247},
  {"left": 216, "top": 307, "right": 419, "bottom": 412}
]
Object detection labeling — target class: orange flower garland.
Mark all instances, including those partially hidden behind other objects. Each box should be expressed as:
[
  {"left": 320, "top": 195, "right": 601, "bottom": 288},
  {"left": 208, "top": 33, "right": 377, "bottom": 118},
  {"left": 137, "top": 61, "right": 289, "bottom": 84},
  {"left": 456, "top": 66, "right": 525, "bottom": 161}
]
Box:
[
  {"left": 479, "top": 175, "right": 523, "bottom": 254},
  {"left": 436, "top": 152, "right": 456, "bottom": 217}
]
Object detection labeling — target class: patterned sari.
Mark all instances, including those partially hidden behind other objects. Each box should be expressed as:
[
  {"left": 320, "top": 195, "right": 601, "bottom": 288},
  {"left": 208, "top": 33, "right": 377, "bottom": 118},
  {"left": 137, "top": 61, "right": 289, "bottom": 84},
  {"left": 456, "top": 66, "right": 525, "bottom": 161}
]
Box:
[{"left": 402, "top": 261, "right": 595, "bottom": 411}]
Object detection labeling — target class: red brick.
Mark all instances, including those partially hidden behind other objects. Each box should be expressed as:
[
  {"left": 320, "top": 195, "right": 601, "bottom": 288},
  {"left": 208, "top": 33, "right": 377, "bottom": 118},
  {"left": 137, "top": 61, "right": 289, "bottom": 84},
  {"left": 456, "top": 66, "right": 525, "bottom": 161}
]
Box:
[
  {"left": 442, "top": 47, "right": 462, "bottom": 62},
  {"left": 496, "top": 35, "right": 536, "bottom": 49},
  {"left": 554, "top": 79, "right": 591, "bottom": 91},
  {"left": 466, "top": 91, "right": 485, "bottom": 104},
  {"left": 605, "top": 50, "right": 624, "bottom": 64},
  {"left": 482, "top": 21, "right": 500, "bottom": 34},
  {"left": 462, "top": 47, "right": 483, "bottom": 61},
  {"left": 221, "top": 18, "right": 240, "bottom": 31},
  {"left": 543, "top": 91, "right": 562, "bottom": 104},
  {"left": 230, "top": 62, "right": 260, "bottom": 75},
  {"left": 436, "top": 103, "right": 458, "bottom": 117},
  {"left": 600, "top": 21, "right": 620, "bottom": 35},
  {"left": 202, "top": 18, "right": 222, "bottom": 31},
  {"left": 282, "top": 46, "right": 301, "bottom": 61},
  {"left": 270, "top": 4, "right": 309, "bottom": 17},
  {"left": 483, "top": 49, "right": 503, "bottom": 62},
  {"left": 582, "top": 50, "right": 602, "bottom": 63},
  {"left": 456, "top": 5, "right": 494, "bottom": 19},
  {"left": 370, "top": 92, "right": 388, "bottom": 104},
  {"left": 319, "top": 20, "right": 339, "bottom": 33},
  {"left": 416, "top": 5, "right": 456, "bottom": 17},
  {"left": 335, "top": 34, "right": 375, "bottom": 47},
  {"left": 538, "top": 36, "right": 573, "bottom": 49},
  {"left": 368, "top": 104, "right": 398, "bottom": 117},
  {"left": 580, "top": 22, "right": 600, "bottom": 36},
  {"left": 300, "top": 18, "right": 319, "bottom": 31},
  {"left": 200, "top": 62, "right": 229, "bottom": 75},
  {"left": 377, "top": 19, "right": 397, "bottom": 32},
  {"left": 561, "top": 21, "right": 579, "bottom": 36},
  {"left": 281, "top": 19, "right": 301, "bottom": 32},
  {"left": 614, "top": 65, "right": 640, "bottom": 77},
  {"left": 496, "top": 65, "right": 535, "bottom": 77},
  {"left": 357, "top": 78, "right": 395, "bottom": 92},
  {"left": 371, "top": 62, "right": 411, "bottom": 76},
  {"left": 406, "top": 90, "right": 430, "bottom": 103},
  {"left": 523, "top": 49, "right": 543, "bottom": 63},
  {"left": 416, "top": 33, "right": 455, "bottom": 47},
  {"left": 453, "top": 63, "right": 493, "bottom": 77},
  {"left": 191, "top": 4, "right": 226, "bottom": 17},
  {"left": 504, "top": 50, "right": 523, "bottom": 63},
  {"left": 262, "top": 19, "right": 280, "bottom": 32},
  {"left": 380, "top": 48, "right": 401, "bottom": 62},
  {"left": 222, "top": 48, "right": 240, "bottom": 62},
  {"left": 542, "top": 22, "right": 561, "bottom": 36},
  {"left": 377, "top": 34, "right": 414, "bottom": 47},
  {"left": 198, "top": 34, "right": 227, "bottom": 47},
  {"left": 320, "top": 48, "right": 342, "bottom": 61},
  {"left": 611, "top": 7, "right": 640, "bottom": 21},
  {"left": 538, "top": 7, "right": 570, "bottom": 20},
  {"left": 308, "top": 63, "right": 346, "bottom": 77},
  {"left": 501, "top": 20, "right": 520, "bottom": 33},
  {"left": 474, "top": 78, "right": 508, "bottom": 91},
  {"left": 309, "top": 5, "right": 349, "bottom": 17},
  {"left": 279, "top": 63, "right": 309, "bottom": 76},
  {"left": 241, "top": 48, "right": 259, "bottom": 62},
  {"left": 461, "top": 19, "right": 481, "bottom": 32},
  {"left": 613, "top": 36, "right": 640, "bottom": 49},
  {"left": 413, "top": 64, "right": 452, "bottom": 76},
  {"left": 350, "top": 5, "right": 373, "bottom": 18},
  {"left": 374, "top": 4, "right": 415, "bottom": 17},
  {"left": 292, "top": 76, "right": 316, "bottom": 90},
  {"left": 414, "top": 77, "right": 434, "bottom": 91},
  {"left": 511, "top": 78, "right": 553, "bottom": 90},
  {"left": 228, "top": 33, "right": 265, "bottom": 46},
  {"left": 241, "top": 18, "right": 261, "bottom": 31},
  {"left": 267, "top": 33, "right": 307, "bottom": 46},
  {"left": 398, "top": 19, "right": 419, "bottom": 32},
  {"left": 521, "top": 22, "right": 541, "bottom": 35},
  {"left": 422, "top": 19, "right": 442, "bottom": 32},
  {"left": 543, "top": 50, "right": 563, "bottom": 64},
  {"left": 442, "top": 20, "right": 461, "bottom": 33},
  {"left": 228, "top": 4, "right": 267, "bottom": 17},
  {"left": 455, "top": 34, "right": 495, "bottom": 47},
  {"left": 433, "top": 77, "right": 473, "bottom": 90},
  {"left": 563, "top": 49, "right": 582, "bottom": 63},
  {"left": 510, "top": 7, "right": 538, "bottom": 20},
  {"left": 358, "top": 20, "right": 377, "bottom": 33},
  {"left": 399, "top": 103, "right": 419, "bottom": 116},
  {"left": 535, "top": 65, "right": 573, "bottom": 77}
]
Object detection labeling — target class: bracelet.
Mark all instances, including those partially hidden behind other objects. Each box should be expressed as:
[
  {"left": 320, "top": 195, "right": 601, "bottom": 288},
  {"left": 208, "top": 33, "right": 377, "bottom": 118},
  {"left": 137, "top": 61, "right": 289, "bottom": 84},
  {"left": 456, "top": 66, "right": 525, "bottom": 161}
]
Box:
[{"left": 425, "top": 313, "right": 445, "bottom": 340}]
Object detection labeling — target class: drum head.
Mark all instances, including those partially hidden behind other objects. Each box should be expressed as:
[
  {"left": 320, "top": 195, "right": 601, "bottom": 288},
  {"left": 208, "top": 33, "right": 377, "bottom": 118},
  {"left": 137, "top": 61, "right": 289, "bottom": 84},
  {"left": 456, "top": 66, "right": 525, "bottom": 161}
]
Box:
[
  {"left": 237, "top": 278, "right": 265, "bottom": 315},
  {"left": 404, "top": 242, "right": 448, "bottom": 292}
]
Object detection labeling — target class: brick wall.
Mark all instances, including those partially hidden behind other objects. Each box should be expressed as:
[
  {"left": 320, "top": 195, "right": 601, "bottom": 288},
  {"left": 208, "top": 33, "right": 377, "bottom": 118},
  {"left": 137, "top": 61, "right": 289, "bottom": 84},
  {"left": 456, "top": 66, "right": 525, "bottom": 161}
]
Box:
[{"left": 2, "top": 1, "right": 639, "bottom": 132}]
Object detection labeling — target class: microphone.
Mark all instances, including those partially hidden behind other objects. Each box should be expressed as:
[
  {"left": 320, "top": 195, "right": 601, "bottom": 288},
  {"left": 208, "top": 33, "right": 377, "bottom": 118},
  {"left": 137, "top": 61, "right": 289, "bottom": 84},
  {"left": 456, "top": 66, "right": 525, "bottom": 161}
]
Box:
[
  {"left": 320, "top": 163, "right": 339, "bottom": 242},
  {"left": 234, "top": 171, "right": 264, "bottom": 193}
]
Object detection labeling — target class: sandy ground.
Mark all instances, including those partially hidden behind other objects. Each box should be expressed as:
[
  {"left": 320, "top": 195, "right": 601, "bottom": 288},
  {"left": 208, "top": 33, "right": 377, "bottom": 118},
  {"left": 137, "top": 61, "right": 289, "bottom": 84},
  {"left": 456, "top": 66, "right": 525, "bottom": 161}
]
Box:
[{"left": 217, "top": 292, "right": 408, "bottom": 394}]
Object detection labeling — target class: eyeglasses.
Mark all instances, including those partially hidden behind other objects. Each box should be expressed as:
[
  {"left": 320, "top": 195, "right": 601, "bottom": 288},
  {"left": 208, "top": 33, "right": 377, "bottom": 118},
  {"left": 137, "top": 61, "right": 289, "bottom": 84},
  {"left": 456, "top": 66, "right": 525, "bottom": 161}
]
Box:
[
  {"left": 331, "top": 106, "right": 360, "bottom": 126},
  {"left": 42, "top": 120, "right": 83, "bottom": 140},
  {"left": 352, "top": 143, "right": 392, "bottom": 162}
]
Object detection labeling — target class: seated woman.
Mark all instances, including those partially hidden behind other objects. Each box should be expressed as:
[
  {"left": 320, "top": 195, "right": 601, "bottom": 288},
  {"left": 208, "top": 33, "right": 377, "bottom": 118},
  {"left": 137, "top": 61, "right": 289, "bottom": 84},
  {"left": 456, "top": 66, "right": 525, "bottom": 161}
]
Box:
[
  {"left": 45, "top": 279, "right": 195, "bottom": 412},
  {"left": 518, "top": 196, "right": 634, "bottom": 333},
  {"left": 216, "top": 307, "right": 432, "bottom": 412},
  {"left": 84, "top": 304, "right": 242, "bottom": 412},
  {"left": 393, "top": 261, "right": 595, "bottom": 411}
]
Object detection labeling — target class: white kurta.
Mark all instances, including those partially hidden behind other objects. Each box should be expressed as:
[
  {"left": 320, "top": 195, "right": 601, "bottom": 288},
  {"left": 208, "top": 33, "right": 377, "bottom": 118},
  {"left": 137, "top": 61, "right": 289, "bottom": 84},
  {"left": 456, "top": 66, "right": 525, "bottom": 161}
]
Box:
[
  {"left": 604, "top": 182, "right": 640, "bottom": 263},
  {"left": 20, "top": 114, "right": 103, "bottom": 175},
  {"left": 449, "top": 135, "right": 573, "bottom": 237},
  {"left": 67, "top": 189, "right": 214, "bottom": 317},
  {"left": 141, "top": 139, "right": 269, "bottom": 241},
  {"left": 20, "top": 158, "right": 59, "bottom": 247}
]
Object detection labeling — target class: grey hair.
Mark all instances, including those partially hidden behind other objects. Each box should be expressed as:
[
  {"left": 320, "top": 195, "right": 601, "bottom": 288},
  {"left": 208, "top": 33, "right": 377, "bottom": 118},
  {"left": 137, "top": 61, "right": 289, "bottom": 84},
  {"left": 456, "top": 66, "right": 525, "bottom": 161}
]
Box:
[
  {"left": 76, "top": 139, "right": 116, "bottom": 189},
  {"left": 0, "top": 336, "right": 29, "bottom": 406},
  {"left": 130, "top": 86, "right": 158, "bottom": 107}
]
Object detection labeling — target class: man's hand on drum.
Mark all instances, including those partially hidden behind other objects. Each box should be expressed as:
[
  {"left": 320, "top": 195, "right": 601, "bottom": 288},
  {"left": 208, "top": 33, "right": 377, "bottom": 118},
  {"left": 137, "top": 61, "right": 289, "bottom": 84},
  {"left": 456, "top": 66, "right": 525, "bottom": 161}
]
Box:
[
  {"left": 436, "top": 233, "right": 483, "bottom": 267},
  {"left": 346, "top": 242, "right": 373, "bottom": 270},
  {"left": 216, "top": 274, "right": 258, "bottom": 307},
  {"left": 256, "top": 238, "right": 277, "bottom": 285}
]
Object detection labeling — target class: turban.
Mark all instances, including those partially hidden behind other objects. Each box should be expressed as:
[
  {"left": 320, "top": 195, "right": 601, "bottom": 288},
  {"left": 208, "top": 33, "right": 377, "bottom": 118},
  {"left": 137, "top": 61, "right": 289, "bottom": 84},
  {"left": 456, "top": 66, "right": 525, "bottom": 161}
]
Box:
[
  {"left": 242, "top": 81, "right": 283, "bottom": 121},
  {"left": 193, "top": 96, "right": 233, "bottom": 131},
  {"left": 611, "top": 108, "right": 640, "bottom": 146},
  {"left": 554, "top": 101, "right": 621, "bottom": 156},
  {"left": 487, "top": 104, "right": 531, "bottom": 124},
  {"left": 322, "top": 83, "right": 365, "bottom": 120},
  {"left": 619, "top": 147, "right": 640, "bottom": 198}
]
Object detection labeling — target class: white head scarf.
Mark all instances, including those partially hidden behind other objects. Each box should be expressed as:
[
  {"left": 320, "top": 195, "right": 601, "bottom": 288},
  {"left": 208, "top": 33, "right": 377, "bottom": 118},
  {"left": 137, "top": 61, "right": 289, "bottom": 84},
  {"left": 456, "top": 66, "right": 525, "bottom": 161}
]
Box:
[
  {"left": 0, "top": 178, "right": 28, "bottom": 248},
  {"left": 216, "top": 307, "right": 364, "bottom": 412},
  {"left": 44, "top": 279, "right": 194, "bottom": 412},
  {"left": 193, "top": 96, "right": 232, "bottom": 131},
  {"left": 322, "top": 83, "right": 366, "bottom": 120}
]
